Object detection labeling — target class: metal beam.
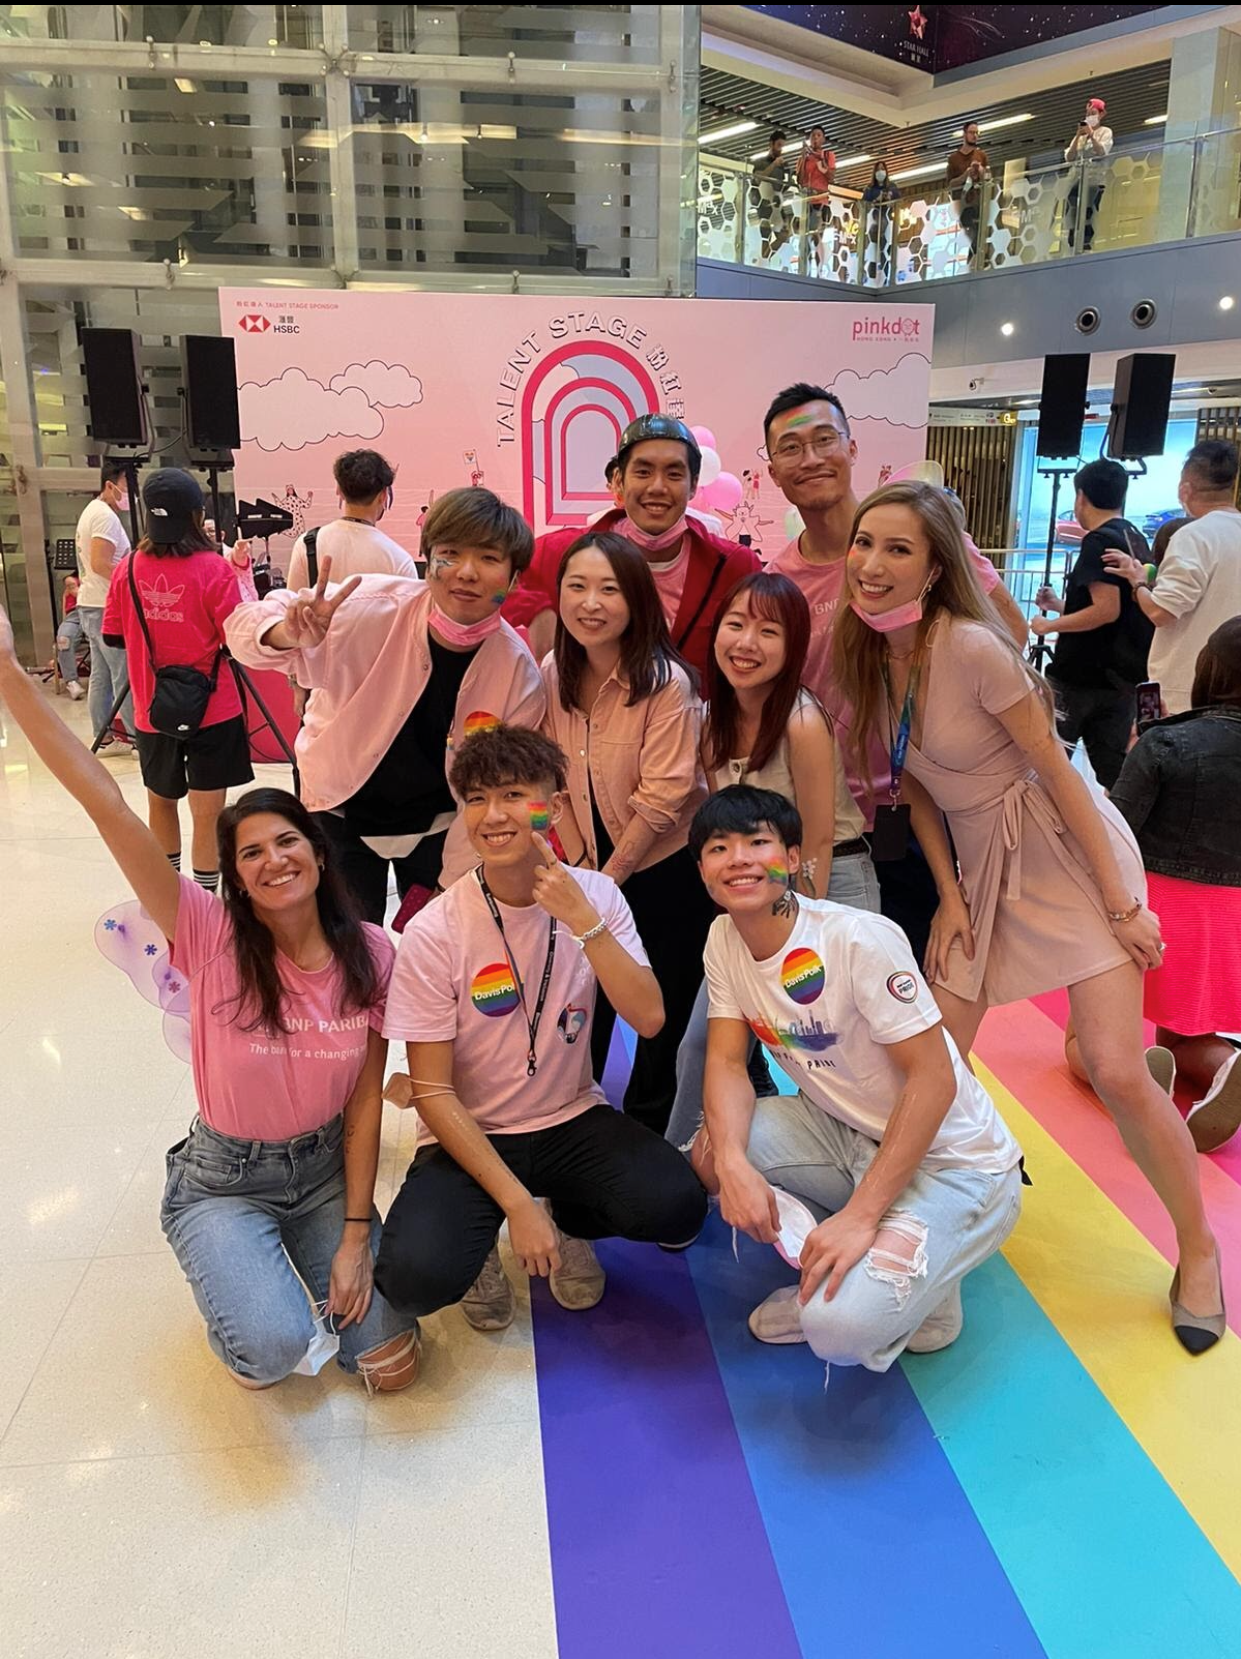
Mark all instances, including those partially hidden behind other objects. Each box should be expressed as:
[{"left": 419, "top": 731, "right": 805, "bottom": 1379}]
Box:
[{"left": 322, "top": 7, "right": 360, "bottom": 286}]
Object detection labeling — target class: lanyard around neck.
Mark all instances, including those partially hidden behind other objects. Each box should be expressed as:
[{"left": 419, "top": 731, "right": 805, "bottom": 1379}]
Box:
[
  {"left": 881, "top": 649, "right": 924, "bottom": 806},
  {"left": 476, "top": 869, "right": 558, "bottom": 1077}
]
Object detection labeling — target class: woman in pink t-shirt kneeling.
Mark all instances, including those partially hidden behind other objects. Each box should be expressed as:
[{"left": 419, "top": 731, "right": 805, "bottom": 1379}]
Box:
[{"left": 0, "top": 607, "right": 419, "bottom": 1393}]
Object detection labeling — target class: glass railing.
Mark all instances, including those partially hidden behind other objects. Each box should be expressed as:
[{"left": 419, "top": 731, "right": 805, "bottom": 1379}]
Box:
[{"left": 698, "top": 124, "right": 1241, "bottom": 287}]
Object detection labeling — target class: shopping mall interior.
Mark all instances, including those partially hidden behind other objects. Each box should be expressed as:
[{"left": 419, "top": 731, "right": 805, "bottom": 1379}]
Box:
[{"left": 2, "top": 5, "right": 1241, "bottom": 1657}]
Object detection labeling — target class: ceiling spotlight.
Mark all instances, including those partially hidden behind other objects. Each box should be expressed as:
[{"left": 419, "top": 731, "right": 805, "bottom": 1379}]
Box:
[
  {"left": 1000, "top": 322, "right": 1015, "bottom": 337},
  {"left": 1220, "top": 295, "right": 1235, "bottom": 311}
]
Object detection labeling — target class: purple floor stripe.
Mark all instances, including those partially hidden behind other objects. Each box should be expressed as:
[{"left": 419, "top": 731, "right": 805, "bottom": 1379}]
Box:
[{"left": 532, "top": 1239, "right": 802, "bottom": 1659}]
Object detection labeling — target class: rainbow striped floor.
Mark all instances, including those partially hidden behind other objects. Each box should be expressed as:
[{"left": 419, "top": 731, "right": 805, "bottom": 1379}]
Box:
[{"left": 536, "top": 1007, "right": 1241, "bottom": 1659}]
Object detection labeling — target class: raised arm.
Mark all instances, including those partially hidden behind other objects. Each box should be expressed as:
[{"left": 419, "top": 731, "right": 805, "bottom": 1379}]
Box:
[
  {"left": 0, "top": 605, "right": 180, "bottom": 940},
  {"left": 785, "top": 699, "right": 837, "bottom": 898},
  {"left": 407, "top": 1039, "right": 562, "bottom": 1277}
]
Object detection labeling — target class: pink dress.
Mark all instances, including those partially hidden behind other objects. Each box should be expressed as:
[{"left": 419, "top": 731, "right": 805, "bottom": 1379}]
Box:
[{"left": 904, "top": 620, "right": 1146, "bottom": 1006}]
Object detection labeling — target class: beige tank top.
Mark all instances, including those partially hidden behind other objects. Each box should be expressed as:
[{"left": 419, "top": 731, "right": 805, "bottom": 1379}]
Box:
[{"left": 712, "top": 689, "right": 865, "bottom": 843}]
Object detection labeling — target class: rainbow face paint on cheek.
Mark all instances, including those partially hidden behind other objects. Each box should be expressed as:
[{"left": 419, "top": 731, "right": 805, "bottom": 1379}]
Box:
[
  {"left": 491, "top": 591, "right": 508, "bottom": 605},
  {"left": 765, "top": 862, "right": 789, "bottom": 884},
  {"left": 528, "top": 801, "right": 551, "bottom": 832},
  {"left": 785, "top": 414, "right": 812, "bottom": 429}
]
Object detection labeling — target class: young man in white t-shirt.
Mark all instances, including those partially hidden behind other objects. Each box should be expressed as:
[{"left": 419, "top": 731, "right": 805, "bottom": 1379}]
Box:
[
  {"left": 74, "top": 460, "right": 137, "bottom": 751},
  {"left": 690, "top": 784, "right": 1023, "bottom": 1371},
  {"left": 1105, "top": 440, "right": 1241, "bottom": 714},
  {"left": 376, "top": 725, "right": 707, "bottom": 1337},
  {"left": 283, "top": 448, "right": 418, "bottom": 590}
]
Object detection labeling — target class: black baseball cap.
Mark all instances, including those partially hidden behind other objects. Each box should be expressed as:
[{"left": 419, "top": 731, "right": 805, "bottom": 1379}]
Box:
[
  {"left": 143, "top": 468, "right": 204, "bottom": 544},
  {"left": 616, "top": 413, "right": 702, "bottom": 477}
]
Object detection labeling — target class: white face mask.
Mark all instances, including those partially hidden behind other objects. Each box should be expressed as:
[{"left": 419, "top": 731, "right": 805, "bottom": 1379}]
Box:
[
  {"left": 292, "top": 1302, "right": 341, "bottom": 1376},
  {"left": 1085, "top": 112, "right": 1100, "bottom": 128},
  {"left": 876, "top": 170, "right": 887, "bottom": 183}
]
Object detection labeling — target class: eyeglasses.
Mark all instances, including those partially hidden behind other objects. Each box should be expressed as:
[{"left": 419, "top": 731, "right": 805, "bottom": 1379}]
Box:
[{"left": 771, "top": 430, "right": 844, "bottom": 464}]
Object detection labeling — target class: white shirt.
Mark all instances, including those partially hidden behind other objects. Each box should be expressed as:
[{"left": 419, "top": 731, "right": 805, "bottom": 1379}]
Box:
[
  {"left": 705, "top": 898, "right": 1022, "bottom": 1173},
  {"left": 284, "top": 518, "right": 418, "bottom": 590},
  {"left": 74, "top": 497, "right": 131, "bottom": 608},
  {"left": 1065, "top": 123, "right": 1114, "bottom": 162},
  {"left": 1149, "top": 509, "right": 1241, "bottom": 714}
]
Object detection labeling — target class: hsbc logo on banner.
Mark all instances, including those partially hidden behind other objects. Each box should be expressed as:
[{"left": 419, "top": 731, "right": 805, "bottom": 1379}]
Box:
[{"left": 239, "top": 314, "right": 270, "bottom": 333}]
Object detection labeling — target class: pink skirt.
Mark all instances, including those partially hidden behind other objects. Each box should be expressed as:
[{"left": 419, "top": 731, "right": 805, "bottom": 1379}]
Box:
[{"left": 1144, "top": 871, "right": 1241, "bottom": 1034}]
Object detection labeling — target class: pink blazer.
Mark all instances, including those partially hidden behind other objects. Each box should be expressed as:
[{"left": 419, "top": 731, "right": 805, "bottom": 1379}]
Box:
[
  {"left": 227, "top": 576, "right": 545, "bottom": 887},
  {"left": 541, "top": 655, "right": 707, "bottom": 872}
]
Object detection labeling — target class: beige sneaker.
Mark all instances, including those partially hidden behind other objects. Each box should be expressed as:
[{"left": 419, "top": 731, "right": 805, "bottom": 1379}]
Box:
[
  {"left": 906, "top": 1283, "right": 964, "bottom": 1353},
  {"left": 461, "top": 1245, "right": 516, "bottom": 1331},
  {"left": 549, "top": 1235, "right": 606, "bottom": 1311},
  {"left": 747, "top": 1284, "right": 807, "bottom": 1345}
]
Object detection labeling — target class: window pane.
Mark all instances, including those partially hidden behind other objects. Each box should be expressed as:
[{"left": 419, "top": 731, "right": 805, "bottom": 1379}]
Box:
[
  {"left": 0, "top": 5, "right": 325, "bottom": 48},
  {"left": 345, "top": 4, "right": 660, "bottom": 64}
]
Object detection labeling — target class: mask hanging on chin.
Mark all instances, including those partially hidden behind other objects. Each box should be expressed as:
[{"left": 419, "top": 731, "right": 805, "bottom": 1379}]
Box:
[
  {"left": 429, "top": 604, "right": 504, "bottom": 648},
  {"left": 617, "top": 514, "right": 688, "bottom": 555},
  {"left": 849, "top": 575, "right": 937, "bottom": 634}
]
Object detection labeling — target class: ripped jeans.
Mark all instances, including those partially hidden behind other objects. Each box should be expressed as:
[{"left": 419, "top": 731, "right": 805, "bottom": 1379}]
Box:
[{"left": 746, "top": 1092, "right": 1022, "bottom": 1372}]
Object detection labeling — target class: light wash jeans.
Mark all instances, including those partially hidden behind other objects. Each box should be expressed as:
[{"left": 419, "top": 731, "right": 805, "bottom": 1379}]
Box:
[
  {"left": 78, "top": 604, "right": 135, "bottom": 740},
  {"left": 55, "top": 608, "right": 84, "bottom": 685},
  {"left": 665, "top": 849, "right": 881, "bottom": 1151},
  {"left": 161, "top": 1114, "right": 411, "bottom": 1383},
  {"left": 747, "top": 1091, "right": 1022, "bottom": 1371}
]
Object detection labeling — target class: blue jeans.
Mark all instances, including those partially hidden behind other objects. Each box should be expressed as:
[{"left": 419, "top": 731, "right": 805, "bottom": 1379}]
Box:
[
  {"left": 665, "top": 850, "right": 881, "bottom": 1151},
  {"left": 747, "top": 1092, "right": 1022, "bottom": 1370},
  {"left": 161, "top": 1114, "right": 410, "bottom": 1383},
  {"left": 56, "top": 608, "right": 84, "bottom": 684},
  {"left": 78, "top": 605, "right": 135, "bottom": 740}
]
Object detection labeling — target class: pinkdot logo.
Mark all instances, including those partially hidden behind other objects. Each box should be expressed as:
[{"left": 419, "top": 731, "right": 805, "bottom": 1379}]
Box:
[{"left": 851, "top": 317, "right": 921, "bottom": 342}]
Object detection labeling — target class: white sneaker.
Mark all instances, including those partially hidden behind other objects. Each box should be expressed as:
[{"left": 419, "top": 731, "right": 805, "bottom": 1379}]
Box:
[
  {"left": 549, "top": 1235, "right": 606, "bottom": 1311},
  {"left": 747, "top": 1284, "right": 807, "bottom": 1345},
  {"left": 65, "top": 681, "right": 84, "bottom": 700},
  {"left": 1187, "top": 1050, "right": 1241, "bottom": 1153},
  {"left": 460, "top": 1245, "right": 515, "bottom": 1331},
  {"left": 906, "top": 1283, "right": 964, "bottom": 1353}
]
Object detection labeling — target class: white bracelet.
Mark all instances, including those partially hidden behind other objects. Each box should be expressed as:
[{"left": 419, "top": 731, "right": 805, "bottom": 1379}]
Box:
[{"left": 572, "top": 919, "right": 609, "bottom": 948}]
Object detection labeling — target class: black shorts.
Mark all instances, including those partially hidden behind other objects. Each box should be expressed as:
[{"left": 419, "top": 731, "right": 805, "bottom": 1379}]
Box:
[{"left": 135, "top": 715, "right": 254, "bottom": 800}]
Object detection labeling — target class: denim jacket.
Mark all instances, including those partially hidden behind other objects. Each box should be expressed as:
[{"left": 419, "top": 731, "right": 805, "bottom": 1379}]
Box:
[{"left": 1110, "top": 707, "right": 1241, "bottom": 886}]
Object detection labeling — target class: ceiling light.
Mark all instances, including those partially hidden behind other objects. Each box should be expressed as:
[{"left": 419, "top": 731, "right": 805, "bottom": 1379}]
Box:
[
  {"left": 1000, "top": 322, "right": 1015, "bottom": 336},
  {"left": 749, "top": 138, "right": 804, "bottom": 160},
  {"left": 1220, "top": 295, "right": 1235, "bottom": 311},
  {"left": 700, "top": 120, "right": 759, "bottom": 146},
  {"left": 835, "top": 153, "right": 873, "bottom": 169},
  {"left": 955, "top": 113, "right": 1033, "bottom": 137},
  {"left": 1144, "top": 113, "right": 1167, "bottom": 126},
  {"left": 891, "top": 161, "right": 944, "bottom": 182}
]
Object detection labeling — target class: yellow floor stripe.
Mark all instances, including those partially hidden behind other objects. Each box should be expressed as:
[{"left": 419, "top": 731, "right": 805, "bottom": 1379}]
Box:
[{"left": 980, "top": 1060, "right": 1241, "bottom": 1578}]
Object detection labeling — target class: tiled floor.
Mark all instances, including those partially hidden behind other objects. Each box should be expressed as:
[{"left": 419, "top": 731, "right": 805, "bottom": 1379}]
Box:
[{"left": 0, "top": 686, "right": 556, "bottom": 1659}]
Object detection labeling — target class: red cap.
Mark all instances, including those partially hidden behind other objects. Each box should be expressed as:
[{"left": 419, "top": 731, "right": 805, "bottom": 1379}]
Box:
[{"left": 1087, "top": 98, "right": 1106, "bottom": 113}]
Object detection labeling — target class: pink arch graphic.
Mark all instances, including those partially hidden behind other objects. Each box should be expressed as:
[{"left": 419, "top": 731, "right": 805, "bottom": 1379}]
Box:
[
  {"left": 520, "top": 341, "right": 661, "bottom": 528},
  {"left": 542, "top": 379, "right": 627, "bottom": 516}
]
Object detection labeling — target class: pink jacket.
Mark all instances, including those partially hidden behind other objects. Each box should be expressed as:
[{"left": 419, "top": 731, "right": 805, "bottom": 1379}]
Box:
[
  {"left": 541, "top": 655, "right": 707, "bottom": 872},
  {"left": 227, "top": 576, "right": 545, "bottom": 887}
]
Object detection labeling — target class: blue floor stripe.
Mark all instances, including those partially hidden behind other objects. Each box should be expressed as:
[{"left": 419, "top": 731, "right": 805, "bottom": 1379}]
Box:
[
  {"left": 688, "top": 1214, "right": 1046, "bottom": 1659},
  {"left": 903, "top": 1255, "right": 1241, "bottom": 1659}
]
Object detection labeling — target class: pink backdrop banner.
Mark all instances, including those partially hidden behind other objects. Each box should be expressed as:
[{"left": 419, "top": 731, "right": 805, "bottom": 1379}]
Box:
[{"left": 220, "top": 289, "right": 933, "bottom": 568}]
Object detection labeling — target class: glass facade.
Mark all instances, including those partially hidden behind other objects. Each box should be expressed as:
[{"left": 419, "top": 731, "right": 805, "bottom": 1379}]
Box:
[{"left": 0, "top": 3, "right": 699, "bottom": 658}]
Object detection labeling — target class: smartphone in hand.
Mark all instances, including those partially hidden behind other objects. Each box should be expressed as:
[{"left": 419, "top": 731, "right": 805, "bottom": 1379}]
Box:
[{"left": 1136, "top": 681, "right": 1162, "bottom": 733}]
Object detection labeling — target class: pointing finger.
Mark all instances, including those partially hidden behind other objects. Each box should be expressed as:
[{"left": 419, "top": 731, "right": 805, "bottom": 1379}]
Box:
[
  {"left": 531, "top": 831, "right": 559, "bottom": 867},
  {"left": 313, "top": 551, "right": 333, "bottom": 600}
]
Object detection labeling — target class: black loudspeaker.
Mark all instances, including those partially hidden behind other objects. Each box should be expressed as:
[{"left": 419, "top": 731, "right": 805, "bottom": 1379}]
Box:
[
  {"left": 181, "top": 335, "right": 242, "bottom": 451},
  {"left": 1035, "top": 353, "right": 1090, "bottom": 460},
  {"left": 82, "top": 328, "right": 148, "bottom": 446},
  {"left": 1110, "top": 353, "right": 1175, "bottom": 459}
]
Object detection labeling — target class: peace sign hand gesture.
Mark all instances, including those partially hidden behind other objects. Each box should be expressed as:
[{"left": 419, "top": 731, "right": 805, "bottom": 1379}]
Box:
[
  {"left": 283, "top": 552, "right": 362, "bottom": 647},
  {"left": 530, "top": 833, "right": 598, "bottom": 934}
]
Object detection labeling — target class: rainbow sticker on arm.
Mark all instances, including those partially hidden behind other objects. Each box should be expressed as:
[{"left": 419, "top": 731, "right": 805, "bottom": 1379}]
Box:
[
  {"left": 463, "top": 710, "right": 501, "bottom": 738},
  {"left": 528, "top": 800, "right": 551, "bottom": 831}
]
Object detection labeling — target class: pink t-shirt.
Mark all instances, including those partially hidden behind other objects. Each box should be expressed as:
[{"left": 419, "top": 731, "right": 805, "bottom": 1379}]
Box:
[
  {"left": 647, "top": 542, "right": 690, "bottom": 633},
  {"left": 384, "top": 866, "right": 648, "bottom": 1137},
  {"left": 171, "top": 878, "right": 393, "bottom": 1141},
  {"left": 104, "top": 549, "right": 244, "bottom": 732},
  {"left": 764, "top": 534, "right": 1001, "bottom": 822}
]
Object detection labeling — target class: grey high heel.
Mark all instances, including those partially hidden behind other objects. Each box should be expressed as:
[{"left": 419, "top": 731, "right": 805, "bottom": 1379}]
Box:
[{"left": 1170, "top": 1248, "right": 1225, "bottom": 1355}]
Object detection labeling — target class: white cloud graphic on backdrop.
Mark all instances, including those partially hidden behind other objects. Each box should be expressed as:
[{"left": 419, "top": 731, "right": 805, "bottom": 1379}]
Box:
[
  {"left": 239, "top": 367, "right": 385, "bottom": 452},
  {"left": 329, "top": 360, "right": 423, "bottom": 408},
  {"left": 827, "top": 352, "right": 931, "bottom": 428}
]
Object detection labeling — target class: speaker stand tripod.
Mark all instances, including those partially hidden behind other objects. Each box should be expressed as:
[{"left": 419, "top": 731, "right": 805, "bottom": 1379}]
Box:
[{"left": 1029, "top": 465, "right": 1077, "bottom": 672}]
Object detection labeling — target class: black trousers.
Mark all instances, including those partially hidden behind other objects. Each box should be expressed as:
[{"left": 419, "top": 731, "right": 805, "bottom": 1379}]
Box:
[
  {"left": 1066, "top": 182, "right": 1105, "bottom": 250},
  {"left": 313, "top": 812, "right": 447, "bottom": 926},
  {"left": 373, "top": 1104, "right": 708, "bottom": 1319},
  {"left": 875, "top": 834, "right": 940, "bottom": 970},
  {"left": 1049, "top": 676, "right": 1132, "bottom": 791},
  {"left": 589, "top": 845, "right": 718, "bottom": 1135}
]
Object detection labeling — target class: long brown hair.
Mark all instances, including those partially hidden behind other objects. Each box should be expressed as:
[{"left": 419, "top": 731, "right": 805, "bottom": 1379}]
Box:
[
  {"left": 215, "top": 788, "right": 383, "bottom": 1037},
  {"left": 833, "top": 481, "right": 1050, "bottom": 793},
  {"left": 1191, "top": 617, "right": 1241, "bottom": 710},
  {"left": 705, "top": 572, "right": 812, "bottom": 773},
  {"left": 553, "top": 530, "right": 691, "bottom": 710}
]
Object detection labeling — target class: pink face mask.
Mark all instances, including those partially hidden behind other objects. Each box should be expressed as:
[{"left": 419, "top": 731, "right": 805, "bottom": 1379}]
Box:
[
  {"left": 849, "top": 575, "right": 936, "bottom": 633},
  {"left": 617, "top": 514, "right": 688, "bottom": 554},
  {"left": 429, "top": 605, "right": 504, "bottom": 648}
]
